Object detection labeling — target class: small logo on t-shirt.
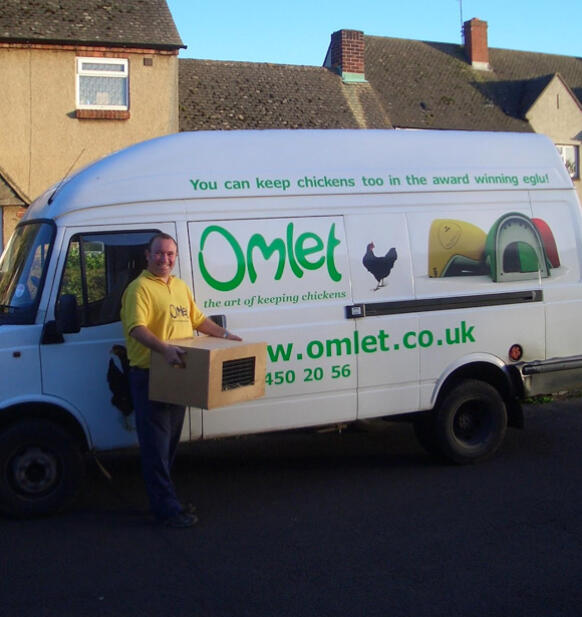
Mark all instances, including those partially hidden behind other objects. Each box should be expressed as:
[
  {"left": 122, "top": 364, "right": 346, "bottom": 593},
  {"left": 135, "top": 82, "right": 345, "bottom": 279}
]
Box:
[{"left": 170, "top": 304, "right": 189, "bottom": 319}]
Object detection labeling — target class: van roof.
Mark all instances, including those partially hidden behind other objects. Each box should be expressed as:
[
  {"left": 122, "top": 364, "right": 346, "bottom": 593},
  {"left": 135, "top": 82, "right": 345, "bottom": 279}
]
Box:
[{"left": 27, "top": 129, "right": 572, "bottom": 220}]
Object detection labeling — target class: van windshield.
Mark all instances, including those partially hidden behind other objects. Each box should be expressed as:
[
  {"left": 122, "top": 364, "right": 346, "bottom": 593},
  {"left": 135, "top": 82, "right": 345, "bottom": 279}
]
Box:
[{"left": 0, "top": 221, "right": 55, "bottom": 324}]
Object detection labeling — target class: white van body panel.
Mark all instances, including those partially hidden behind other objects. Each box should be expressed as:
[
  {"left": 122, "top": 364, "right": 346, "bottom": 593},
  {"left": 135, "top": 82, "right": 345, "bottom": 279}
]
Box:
[
  {"left": 8, "top": 129, "right": 581, "bottom": 448},
  {"left": 529, "top": 192, "right": 582, "bottom": 359},
  {"left": 26, "top": 130, "right": 572, "bottom": 218},
  {"left": 0, "top": 325, "right": 42, "bottom": 402},
  {"left": 0, "top": 391, "right": 92, "bottom": 439}
]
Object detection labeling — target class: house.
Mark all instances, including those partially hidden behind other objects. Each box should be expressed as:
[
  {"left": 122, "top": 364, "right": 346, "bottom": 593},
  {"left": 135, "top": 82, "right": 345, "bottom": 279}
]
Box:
[
  {"left": 0, "top": 0, "right": 184, "bottom": 247},
  {"left": 179, "top": 19, "right": 582, "bottom": 201}
]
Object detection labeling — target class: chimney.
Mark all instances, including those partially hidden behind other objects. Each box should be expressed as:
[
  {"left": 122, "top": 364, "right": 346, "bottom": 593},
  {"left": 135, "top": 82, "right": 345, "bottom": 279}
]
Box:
[
  {"left": 324, "top": 29, "right": 366, "bottom": 83},
  {"left": 463, "top": 18, "right": 490, "bottom": 70}
]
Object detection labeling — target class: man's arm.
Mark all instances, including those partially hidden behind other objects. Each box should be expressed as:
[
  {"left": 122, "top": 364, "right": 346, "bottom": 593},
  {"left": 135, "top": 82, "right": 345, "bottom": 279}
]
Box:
[
  {"left": 196, "top": 318, "right": 242, "bottom": 341},
  {"left": 129, "top": 325, "right": 186, "bottom": 366}
]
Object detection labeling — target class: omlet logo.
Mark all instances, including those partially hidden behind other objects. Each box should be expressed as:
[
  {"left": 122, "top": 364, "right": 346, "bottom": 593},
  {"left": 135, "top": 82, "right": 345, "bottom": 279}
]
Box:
[
  {"left": 198, "top": 222, "right": 343, "bottom": 292},
  {"left": 170, "top": 304, "right": 188, "bottom": 318}
]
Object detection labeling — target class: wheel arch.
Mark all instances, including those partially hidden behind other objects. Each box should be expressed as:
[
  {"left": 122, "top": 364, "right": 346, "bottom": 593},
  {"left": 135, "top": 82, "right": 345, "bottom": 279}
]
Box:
[
  {"left": 433, "top": 359, "right": 524, "bottom": 428},
  {"left": 0, "top": 401, "right": 90, "bottom": 452}
]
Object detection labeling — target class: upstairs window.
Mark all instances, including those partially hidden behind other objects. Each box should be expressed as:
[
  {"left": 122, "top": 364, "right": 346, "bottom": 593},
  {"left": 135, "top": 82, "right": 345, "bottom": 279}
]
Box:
[
  {"left": 76, "top": 57, "right": 129, "bottom": 111},
  {"left": 556, "top": 144, "right": 579, "bottom": 180}
]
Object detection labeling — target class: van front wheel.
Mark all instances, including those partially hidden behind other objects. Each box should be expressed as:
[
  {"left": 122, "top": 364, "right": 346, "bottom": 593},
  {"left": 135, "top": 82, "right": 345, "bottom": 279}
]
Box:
[
  {"left": 0, "top": 420, "right": 85, "bottom": 518},
  {"left": 434, "top": 380, "right": 507, "bottom": 464}
]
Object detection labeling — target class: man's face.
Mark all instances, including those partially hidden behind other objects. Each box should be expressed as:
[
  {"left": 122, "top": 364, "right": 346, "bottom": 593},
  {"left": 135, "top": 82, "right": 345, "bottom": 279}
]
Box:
[{"left": 146, "top": 237, "right": 177, "bottom": 281}]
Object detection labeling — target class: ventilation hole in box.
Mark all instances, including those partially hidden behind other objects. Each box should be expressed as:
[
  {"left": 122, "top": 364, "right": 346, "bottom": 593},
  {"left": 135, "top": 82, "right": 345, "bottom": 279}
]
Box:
[{"left": 222, "top": 357, "right": 256, "bottom": 391}]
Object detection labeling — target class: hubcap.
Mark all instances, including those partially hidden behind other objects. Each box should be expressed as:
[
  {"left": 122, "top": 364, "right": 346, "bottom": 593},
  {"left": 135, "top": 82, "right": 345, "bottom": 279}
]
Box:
[
  {"left": 10, "top": 447, "right": 59, "bottom": 495},
  {"left": 453, "top": 404, "right": 489, "bottom": 444}
]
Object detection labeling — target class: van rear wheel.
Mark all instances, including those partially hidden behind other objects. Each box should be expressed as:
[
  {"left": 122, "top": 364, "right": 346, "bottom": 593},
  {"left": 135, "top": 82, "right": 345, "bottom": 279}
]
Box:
[
  {"left": 0, "top": 420, "right": 85, "bottom": 518},
  {"left": 434, "top": 380, "right": 507, "bottom": 464}
]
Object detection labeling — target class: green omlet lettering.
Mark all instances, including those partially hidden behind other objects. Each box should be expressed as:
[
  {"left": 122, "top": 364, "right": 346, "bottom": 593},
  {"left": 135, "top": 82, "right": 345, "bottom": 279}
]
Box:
[
  {"left": 286, "top": 222, "right": 303, "bottom": 278},
  {"left": 326, "top": 224, "right": 342, "bottom": 281},
  {"left": 296, "top": 231, "right": 325, "bottom": 271},
  {"left": 267, "top": 322, "right": 476, "bottom": 364},
  {"left": 199, "top": 222, "right": 342, "bottom": 292},
  {"left": 198, "top": 226, "right": 245, "bottom": 292},
  {"left": 247, "top": 236, "right": 286, "bottom": 283}
]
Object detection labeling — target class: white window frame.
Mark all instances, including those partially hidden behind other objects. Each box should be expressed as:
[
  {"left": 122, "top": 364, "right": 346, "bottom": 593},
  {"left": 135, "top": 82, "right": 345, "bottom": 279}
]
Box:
[
  {"left": 75, "top": 57, "right": 129, "bottom": 111},
  {"left": 556, "top": 144, "right": 580, "bottom": 180}
]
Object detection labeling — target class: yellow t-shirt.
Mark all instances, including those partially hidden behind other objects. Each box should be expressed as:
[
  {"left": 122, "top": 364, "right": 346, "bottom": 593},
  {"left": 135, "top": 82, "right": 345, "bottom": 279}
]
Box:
[{"left": 121, "top": 270, "right": 206, "bottom": 369}]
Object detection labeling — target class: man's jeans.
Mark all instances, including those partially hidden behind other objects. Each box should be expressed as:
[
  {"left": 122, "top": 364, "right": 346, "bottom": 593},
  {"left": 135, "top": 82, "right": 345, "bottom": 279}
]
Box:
[{"left": 129, "top": 368, "right": 186, "bottom": 520}]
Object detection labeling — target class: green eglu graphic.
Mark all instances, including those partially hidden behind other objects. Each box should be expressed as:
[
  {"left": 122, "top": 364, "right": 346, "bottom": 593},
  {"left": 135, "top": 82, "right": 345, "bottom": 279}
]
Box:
[
  {"left": 428, "top": 213, "right": 559, "bottom": 282},
  {"left": 485, "top": 212, "right": 551, "bottom": 281}
]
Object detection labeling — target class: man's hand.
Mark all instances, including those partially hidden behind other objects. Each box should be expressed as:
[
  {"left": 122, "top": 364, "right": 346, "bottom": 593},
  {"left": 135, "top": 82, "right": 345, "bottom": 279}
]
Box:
[
  {"left": 130, "top": 325, "right": 187, "bottom": 366},
  {"left": 224, "top": 331, "right": 243, "bottom": 341},
  {"left": 197, "top": 317, "right": 242, "bottom": 341},
  {"left": 163, "top": 344, "right": 186, "bottom": 367}
]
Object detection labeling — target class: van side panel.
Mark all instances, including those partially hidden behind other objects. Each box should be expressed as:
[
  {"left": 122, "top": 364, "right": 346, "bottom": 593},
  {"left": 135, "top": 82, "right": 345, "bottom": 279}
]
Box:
[
  {"left": 409, "top": 196, "right": 548, "bottom": 408},
  {"left": 531, "top": 192, "right": 582, "bottom": 359},
  {"left": 0, "top": 326, "right": 43, "bottom": 406},
  {"left": 188, "top": 216, "right": 358, "bottom": 437}
]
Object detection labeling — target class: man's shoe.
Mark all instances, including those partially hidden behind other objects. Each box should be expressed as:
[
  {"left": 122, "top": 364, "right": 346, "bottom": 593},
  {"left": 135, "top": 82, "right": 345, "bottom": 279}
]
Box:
[
  {"left": 181, "top": 502, "right": 197, "bottom": 515},
  {"left": 163, "top": 511, "right": 198, "bottom": 528}
]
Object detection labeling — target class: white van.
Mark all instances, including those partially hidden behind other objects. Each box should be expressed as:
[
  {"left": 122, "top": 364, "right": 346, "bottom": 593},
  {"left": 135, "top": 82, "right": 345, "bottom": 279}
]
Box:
[{"left": 1, "top": 129, "right": 580, "bottom": 516}]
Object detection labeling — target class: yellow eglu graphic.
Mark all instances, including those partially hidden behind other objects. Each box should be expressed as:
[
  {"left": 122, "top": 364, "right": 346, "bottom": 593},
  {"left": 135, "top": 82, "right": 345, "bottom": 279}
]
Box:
[{"left": 428, "top": 219, "right": 488, "bottom": 277}]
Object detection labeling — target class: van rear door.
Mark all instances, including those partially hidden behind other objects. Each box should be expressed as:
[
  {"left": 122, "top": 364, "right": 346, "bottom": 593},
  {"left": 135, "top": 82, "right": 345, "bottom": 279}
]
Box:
[{"left": 344, "top": 211, "right": 420, "bottom": 418}]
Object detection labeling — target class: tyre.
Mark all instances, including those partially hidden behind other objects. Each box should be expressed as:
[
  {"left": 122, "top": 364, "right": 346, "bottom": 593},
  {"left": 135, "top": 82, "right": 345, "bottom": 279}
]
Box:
[
  {"left": 0, "top": 419, "right": 85, "bottom": 518},
  {"left": 434, "top": 380, "right": 507, "bottom": 464}
]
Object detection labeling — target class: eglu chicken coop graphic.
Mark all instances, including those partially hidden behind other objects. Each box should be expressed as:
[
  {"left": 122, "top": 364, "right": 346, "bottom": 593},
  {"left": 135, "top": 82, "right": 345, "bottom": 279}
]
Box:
[{"left": 428, "top": 213, "right": 560, "bottom": 282}]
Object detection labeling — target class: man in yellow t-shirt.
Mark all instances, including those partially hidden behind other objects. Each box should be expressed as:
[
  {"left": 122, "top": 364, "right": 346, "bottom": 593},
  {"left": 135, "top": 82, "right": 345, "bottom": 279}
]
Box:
[{"left": 121, "top": 233, "right": 241, "bottom": 528}]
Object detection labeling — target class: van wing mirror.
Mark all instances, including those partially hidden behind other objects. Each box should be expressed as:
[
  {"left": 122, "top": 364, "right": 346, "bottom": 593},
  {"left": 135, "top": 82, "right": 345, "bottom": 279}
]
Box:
[{"left": 56, "top": 294, "right": 81, "bottom": 334}]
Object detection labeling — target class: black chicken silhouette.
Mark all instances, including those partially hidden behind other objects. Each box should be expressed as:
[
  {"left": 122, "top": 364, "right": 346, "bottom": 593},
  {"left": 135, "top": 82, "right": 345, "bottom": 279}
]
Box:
[{"left": 363, "top": 242, "right": 398, "bottom": 291}]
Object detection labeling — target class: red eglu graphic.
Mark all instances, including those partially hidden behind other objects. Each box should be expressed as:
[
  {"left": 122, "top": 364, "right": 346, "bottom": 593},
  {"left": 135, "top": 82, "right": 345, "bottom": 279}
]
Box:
[{"left": 532, "top": 218, "right": 560, "bottom": 268}]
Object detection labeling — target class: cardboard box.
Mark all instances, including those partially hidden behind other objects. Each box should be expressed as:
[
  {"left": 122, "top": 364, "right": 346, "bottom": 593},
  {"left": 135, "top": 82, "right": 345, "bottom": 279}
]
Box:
[{"left": 149, "top": 337, "right": 267, "bottom": 409}]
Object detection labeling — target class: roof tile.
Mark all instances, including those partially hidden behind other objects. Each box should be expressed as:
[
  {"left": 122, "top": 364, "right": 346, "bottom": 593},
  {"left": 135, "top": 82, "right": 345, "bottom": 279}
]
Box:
[
  {"left": 365, "top": 36, "right": 532, "bottom": 132},
  {"left": 179, "top": 59, "right": 390, "bottom": 131},
  {"left": 0, "top": 0, "right": 183, "bottom": 49}
]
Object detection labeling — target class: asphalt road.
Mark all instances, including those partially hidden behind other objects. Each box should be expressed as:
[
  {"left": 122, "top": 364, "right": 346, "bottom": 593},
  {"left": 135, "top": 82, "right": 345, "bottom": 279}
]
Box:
[{"left": 1, "top": 398, "right": 582, "bottom": 617}]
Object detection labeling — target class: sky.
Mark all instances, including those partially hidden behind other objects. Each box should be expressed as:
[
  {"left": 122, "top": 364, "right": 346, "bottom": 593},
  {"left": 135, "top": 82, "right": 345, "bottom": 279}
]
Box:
[{"left": 166, "top": 0, "right": 581, "bottom": 66}]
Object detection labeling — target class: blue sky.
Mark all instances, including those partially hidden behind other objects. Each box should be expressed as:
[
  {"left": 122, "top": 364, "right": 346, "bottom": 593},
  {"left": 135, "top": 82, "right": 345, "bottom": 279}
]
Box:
[{"left": 166, "top": 0, "right": 581, "bottom": 65}]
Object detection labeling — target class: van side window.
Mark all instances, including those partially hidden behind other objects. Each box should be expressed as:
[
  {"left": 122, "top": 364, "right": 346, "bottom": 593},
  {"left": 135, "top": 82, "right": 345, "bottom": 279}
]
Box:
[{"left": 59, "top": 230, "right": 157, "bottom": 327}]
